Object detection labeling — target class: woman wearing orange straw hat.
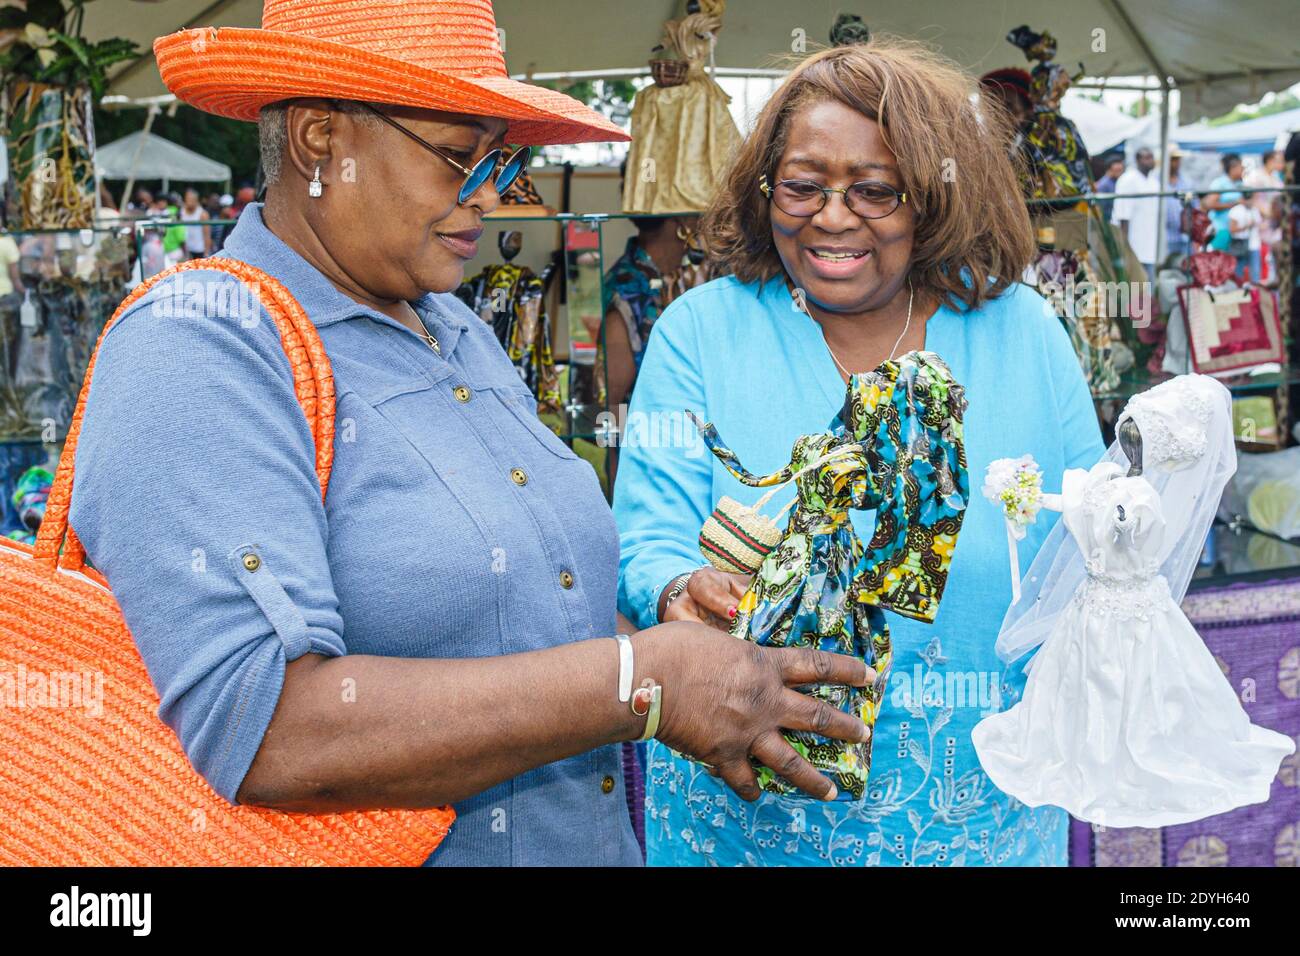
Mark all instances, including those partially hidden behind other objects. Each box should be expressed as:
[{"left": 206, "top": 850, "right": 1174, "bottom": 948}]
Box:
[{"left": 63, "top": 0, "right": 873, "bottom": 866}]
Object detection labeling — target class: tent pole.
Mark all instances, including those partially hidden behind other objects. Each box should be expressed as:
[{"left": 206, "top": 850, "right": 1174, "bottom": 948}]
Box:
[
  {"left": 1100, "top": 0, "right": 1172, "bottom": 274},
  {"left": 121, "top": 103, "right": 160, "bottom": 212},
  {"left": 1156, "top": 80, "right": 1170, "bottom": 266}
]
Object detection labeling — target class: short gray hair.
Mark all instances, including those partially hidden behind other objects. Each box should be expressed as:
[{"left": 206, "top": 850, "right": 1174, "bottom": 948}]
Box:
[{"left": 257, "top": 99, "right": 382, "bottom": 185}]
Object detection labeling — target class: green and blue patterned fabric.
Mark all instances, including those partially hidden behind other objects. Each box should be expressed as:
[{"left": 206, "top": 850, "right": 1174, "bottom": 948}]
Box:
[{"left": 688, "top": 350, "right": 969, "bottom": 799}]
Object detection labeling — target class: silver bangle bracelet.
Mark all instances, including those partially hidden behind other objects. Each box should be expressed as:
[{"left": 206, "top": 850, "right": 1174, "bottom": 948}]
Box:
[{"left": 614, "top": 634, "right": 634, "bottom": 703}]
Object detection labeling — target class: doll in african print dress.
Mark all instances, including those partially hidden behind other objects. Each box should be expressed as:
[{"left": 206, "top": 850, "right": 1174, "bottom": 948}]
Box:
[
  {"left": 687, "top": 350, "right": 970, "bottom": 798},
  {"left": 456, "top": 260, "right": 561, "bottom": 413},
  {"left": 1006, "top": 25, "right": 1092, "bottom": 203}
]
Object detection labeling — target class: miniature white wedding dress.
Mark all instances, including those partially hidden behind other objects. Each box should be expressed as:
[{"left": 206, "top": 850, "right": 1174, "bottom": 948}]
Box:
[{"left": 972, "top": 375, "right": 1295, "bottom": 828}]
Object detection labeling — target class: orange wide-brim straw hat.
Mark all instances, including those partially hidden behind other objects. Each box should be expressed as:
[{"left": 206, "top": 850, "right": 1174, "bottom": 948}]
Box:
[{"left": 153, "top": 0, "right": 629, "bottom": 146}]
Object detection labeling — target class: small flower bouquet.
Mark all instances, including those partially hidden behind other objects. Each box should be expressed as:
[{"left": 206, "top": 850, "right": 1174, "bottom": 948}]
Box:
[{"left": 983, "top": 455, "right": 1045, "bottom": 601}]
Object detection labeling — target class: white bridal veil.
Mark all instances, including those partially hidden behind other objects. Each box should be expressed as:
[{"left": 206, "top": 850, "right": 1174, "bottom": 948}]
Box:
[{"left": 995, "top": 375, "right": 1237, "bottom": 664}]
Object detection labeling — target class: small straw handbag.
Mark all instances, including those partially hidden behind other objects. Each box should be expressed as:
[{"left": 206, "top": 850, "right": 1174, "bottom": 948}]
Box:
[
  {"left": 698, "top": 443, "right": 863, "bottom": 576},
  {"left": 699, "top": 495, "right": 786, "bottom": 576},
  {"left": 0, "top": 258, "right": 454, "bottom": 866}
]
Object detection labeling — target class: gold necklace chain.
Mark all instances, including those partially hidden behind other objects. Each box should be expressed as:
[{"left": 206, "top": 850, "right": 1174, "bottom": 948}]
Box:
[{"left": 823, "top": 279, "right": 914, "bottom": 379}]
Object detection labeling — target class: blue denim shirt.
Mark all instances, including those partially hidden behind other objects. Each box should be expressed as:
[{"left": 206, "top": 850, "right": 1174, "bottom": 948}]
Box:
[{"left": 69, "top": 204, "right": 640, "bottom": 866}]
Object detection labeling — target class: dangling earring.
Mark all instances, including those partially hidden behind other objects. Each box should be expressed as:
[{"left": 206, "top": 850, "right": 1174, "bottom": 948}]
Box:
[{"left": 308, "top": 165, "right": 323, "bottom": 198}]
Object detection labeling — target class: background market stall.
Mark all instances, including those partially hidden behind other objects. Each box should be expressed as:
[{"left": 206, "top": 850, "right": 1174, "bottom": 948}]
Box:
[
  {"left": 95, "top": 129, "right": 232, "bottom": 193},
  {"left": 87, "top": 0, "right": 1300, "bottom": 252}
]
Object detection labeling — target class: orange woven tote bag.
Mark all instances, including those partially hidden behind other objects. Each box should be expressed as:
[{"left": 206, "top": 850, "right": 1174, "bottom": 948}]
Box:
[{"left": 0, "top": 259, "right": 454, "bottom": 865}]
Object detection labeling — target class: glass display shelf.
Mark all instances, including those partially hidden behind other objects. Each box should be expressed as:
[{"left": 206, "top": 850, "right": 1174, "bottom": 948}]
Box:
[
  {"left": 0, "top": 224, "right": 135, "bottom": 445},
  {"left": 1190, "top": 520, "right": 1300, "bottom": 591}
]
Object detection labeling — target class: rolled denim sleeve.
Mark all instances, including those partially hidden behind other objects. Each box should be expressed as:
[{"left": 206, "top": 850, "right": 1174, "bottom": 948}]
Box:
[
  {"left": 613, "top": 297, "right": 713, "bottom": 630},
  {"left": 68, "top": 271, "right": 347, "bottom": 803}
]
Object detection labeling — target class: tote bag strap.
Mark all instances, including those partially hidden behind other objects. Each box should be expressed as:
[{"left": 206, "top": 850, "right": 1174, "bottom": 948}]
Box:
[{"left": 33, "top": 257, "right": 336, "bottom": 574}]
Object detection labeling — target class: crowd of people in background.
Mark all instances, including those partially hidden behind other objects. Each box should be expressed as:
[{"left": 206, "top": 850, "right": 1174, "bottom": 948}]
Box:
[
  {"left": 1095, "top": 154, "right": 1125, "bottom": 222},
  {"left": 1111, "top": 147, "right": 1161, "bottom": 282},
  {"left": 1165, "top": 149, "right": 1194, "bottom": 261},
  {"left": 114, "top": 184, "right": 256, "bottom": 282},
  {"left": 1094, "top": 147, "right": 1287, "bottom": 282}
]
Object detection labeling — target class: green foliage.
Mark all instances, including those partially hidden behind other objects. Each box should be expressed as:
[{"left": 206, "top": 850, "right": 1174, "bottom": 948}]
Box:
[
  {"left": 1, "top": 0, "right": 66, "bottom": 30},
  {"left": 93, "top": 102, "right": 261, "bottom": 191},
  {"left": 0, "top": 1, "right": 138, "bottom": 98},
  {"left": 537, "top": 78, "right": 638, "bottom": 127},
  {"left": 1123, "top": 95, "right": 1151, "bottom": 119},
  {"left": 1207, "top": 92, "right": 1300, "bottom": 127}
]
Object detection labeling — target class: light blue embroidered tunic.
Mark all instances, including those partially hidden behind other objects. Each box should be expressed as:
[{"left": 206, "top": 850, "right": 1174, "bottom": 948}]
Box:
[{"left": 614, "top": 274, "right": 1105, "bottom": 866}]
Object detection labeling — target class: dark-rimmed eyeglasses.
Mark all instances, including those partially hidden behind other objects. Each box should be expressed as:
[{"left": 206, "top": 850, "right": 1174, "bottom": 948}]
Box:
[
  {"left": 759, "top": 175, "right": 907, "bottom": 220},
  {"left": 359, "top": 103, "right": 531, "bottom": 205}
]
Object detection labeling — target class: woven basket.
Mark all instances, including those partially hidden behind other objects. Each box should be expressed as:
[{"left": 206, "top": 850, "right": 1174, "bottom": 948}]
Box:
[
  {"left": 699, "top": 496, "right": 783, "bottom": 575},
  {"left": 649, "top": 58, "right": 689, "bottom": 88},
  {"left": 0, "top": 258, "right": 454, "bottom": 866}
]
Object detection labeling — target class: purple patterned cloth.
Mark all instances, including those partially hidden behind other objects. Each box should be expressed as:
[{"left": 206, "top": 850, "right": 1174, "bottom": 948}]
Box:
[
  {"left": 622, "top": 741, "right": 646, "bottom": 860},
  {"left": 1070, "top": 577, "right": 1300, "bottom": 866}
]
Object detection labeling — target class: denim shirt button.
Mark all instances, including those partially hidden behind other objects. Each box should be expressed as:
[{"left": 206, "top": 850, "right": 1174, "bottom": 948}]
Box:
[
  {"left": 510, "top": 468, "right": 528, "bottom": 486},
  {"left": 559, "top": 570, "right": 574, "bottom": 589},
  {"left": 453, "top": 385, "right": 471, "bottom": 403},
  {"left": 601, "top": 775, "right": 615, "bottom": 794}
]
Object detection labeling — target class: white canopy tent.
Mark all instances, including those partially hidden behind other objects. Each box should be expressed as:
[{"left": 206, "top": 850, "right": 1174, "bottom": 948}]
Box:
[
  {"left": 96, "top": 130, "right": 232, "bottom": 190},
  {"left": 1174, "top": 106, "right": 1300, "bottom": 154},
  {"left": 92, "top": 0, "right": 1300, "bottom": 125},
  {"left": 1060, "top": 93, "right": 1153, "bottom": 156}
]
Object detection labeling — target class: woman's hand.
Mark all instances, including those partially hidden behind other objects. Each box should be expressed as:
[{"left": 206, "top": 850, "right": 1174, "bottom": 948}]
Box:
[
  {"left": 635, "top": 621, "right": 874, "bottom": 803},
  {"left": 659, "top": 567, "right": 751, "bottom": 631}
]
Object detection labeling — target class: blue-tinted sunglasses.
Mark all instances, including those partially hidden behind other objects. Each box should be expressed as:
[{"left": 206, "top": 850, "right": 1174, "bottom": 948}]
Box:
[{"left": 359, "top": 103, "right": 531, "bottom": 204}]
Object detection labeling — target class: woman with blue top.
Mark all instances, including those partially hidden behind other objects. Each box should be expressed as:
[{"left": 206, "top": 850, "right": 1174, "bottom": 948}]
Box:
[{"left": 613, "top": 38, "right": 1106, "bottom": 866}]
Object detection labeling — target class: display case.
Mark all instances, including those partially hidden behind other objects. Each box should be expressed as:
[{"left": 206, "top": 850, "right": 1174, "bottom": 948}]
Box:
[{"left": 0, "top": 224, "right": 133, "bottom": 537}]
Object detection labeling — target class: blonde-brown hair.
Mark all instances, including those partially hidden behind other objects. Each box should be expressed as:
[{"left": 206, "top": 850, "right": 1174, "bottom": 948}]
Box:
[{"left": 701, "top": 37, "right": 1033, "bottom": 312}]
